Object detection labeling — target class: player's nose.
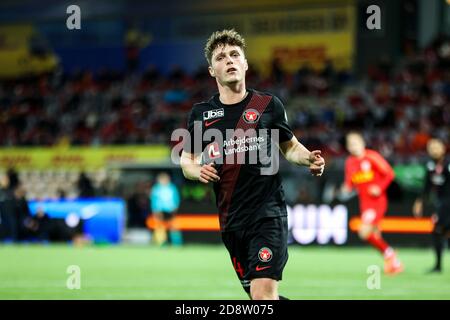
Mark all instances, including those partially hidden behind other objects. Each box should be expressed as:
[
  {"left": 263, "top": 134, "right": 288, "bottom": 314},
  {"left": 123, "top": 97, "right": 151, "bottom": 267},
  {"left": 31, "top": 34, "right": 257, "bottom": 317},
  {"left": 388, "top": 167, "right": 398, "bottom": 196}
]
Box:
[{"left": 225, "top": 55, "right": 234, "bottom": 64}]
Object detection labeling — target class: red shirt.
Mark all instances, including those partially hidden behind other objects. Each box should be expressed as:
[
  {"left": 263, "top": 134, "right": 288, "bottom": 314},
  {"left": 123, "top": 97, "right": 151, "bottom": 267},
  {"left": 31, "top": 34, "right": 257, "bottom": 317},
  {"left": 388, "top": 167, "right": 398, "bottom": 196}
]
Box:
[{"left": 344, "top": 149, "right": 395, "bottom": 210}]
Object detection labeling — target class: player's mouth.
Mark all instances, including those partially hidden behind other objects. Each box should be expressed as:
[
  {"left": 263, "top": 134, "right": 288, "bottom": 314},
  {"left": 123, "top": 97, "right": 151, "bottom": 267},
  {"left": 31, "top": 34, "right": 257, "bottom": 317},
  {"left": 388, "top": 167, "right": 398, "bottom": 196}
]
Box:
[{"left": 226, "top": 67, "right": 237, "bottom": 74}]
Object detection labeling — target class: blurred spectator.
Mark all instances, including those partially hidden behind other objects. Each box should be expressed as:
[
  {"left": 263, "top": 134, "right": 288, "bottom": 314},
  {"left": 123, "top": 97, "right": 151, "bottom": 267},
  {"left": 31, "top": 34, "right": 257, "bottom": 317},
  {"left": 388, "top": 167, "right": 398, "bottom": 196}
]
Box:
[
  {"left": 271, "top": 57, "right": 285, "bottom": 84},
  {"left": 124, "top": 24, "right": 151, "bottom": 74},
  {"left": 78, "top": 172, "right": 95, "bottom": 198},
  {"left": 13, "top": 184, "right": 35, "bottom": 241},
  {"left": 0, "top": 181, "right": 36, "bottom": 242},
  {"left": 27, "top": 206, "right": 87, "bottom": 244},
  {"left": 28, "top": 206, "right": 51, "bottom": 241},
  {"left": 150, "top": 172, "right": 181, "bottom": 246},
  {"left": 0, "top": 172, "right": 16, "bottom": 241},
  {"left": 127, "top": 181, "right": 150, "bottom": 228},
  {"left": 7, "top": 168, "right": 19, "bottom": 190}
]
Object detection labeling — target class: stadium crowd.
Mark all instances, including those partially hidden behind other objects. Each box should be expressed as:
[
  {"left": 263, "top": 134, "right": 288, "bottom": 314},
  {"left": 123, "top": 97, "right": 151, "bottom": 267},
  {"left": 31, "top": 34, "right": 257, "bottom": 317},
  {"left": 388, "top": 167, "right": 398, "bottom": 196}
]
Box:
[{"left": 0, "top": 37, "right": 448, "bottom": 164}]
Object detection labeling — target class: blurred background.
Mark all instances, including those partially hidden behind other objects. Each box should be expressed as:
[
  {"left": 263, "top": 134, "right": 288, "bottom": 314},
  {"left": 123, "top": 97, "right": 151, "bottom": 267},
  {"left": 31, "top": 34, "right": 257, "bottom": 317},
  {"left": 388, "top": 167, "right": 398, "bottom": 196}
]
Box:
[{"left": 0, "top": 0, "right": 448, "bottom": 260}]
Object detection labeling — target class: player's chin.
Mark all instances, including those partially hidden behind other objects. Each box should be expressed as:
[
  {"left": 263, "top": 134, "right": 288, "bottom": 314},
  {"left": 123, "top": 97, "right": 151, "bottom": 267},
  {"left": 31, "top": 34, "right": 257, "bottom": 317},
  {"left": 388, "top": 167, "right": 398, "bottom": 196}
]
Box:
[{"left": 225, "top": 75, "right": 240, "bottom": 83}]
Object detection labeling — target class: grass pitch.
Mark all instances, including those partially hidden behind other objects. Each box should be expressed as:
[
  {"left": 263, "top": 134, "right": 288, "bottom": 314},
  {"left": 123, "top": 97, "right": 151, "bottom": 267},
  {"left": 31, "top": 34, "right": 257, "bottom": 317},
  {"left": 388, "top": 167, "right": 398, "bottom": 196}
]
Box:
[{"left": 0, "top": 244, "right": 449, "bottom": 299}]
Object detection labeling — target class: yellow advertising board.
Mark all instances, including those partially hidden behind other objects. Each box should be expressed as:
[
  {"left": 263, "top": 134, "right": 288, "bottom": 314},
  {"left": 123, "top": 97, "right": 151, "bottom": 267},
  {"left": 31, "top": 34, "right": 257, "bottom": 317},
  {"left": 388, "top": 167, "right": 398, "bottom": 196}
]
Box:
[
  {"left": 175, "top": 3, "right": 355, "bottom": 75},
  {"left": 0, "top": 24, "right": 58, "bottom": 78},
  {"left": 244, "top": 6, "right": 355, "bottom": 74},
  {"left": 0, "top": 145, "right": 170, "bottom": 170}
]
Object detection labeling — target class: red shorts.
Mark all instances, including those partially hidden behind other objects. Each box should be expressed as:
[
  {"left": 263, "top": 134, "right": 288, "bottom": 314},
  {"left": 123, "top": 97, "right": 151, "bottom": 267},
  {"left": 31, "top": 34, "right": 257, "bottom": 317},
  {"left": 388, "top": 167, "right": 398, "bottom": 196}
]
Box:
[{"left": 359, "top": 197, "right": 387, "bottom": 226}]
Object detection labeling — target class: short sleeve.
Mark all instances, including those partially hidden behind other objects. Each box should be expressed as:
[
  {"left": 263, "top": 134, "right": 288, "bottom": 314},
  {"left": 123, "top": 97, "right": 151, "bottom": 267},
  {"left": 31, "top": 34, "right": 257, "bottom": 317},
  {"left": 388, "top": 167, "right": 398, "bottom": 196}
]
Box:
[
  {"left": 183, "top": 107, "right": 203, "bottom": 154},
  {"left": 272, "top": 96, "right": 294, "bottom": 143}
]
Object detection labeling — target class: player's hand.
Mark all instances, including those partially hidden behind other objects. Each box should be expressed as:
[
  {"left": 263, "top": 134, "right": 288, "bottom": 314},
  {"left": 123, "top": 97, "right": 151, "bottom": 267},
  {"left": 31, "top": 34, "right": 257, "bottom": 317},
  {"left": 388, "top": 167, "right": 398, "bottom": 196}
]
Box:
[
  {"left": 339, "top": 183, "right": 352, "bottom": 194},
  {"left": 199, "top": 162, "right": 220, "bottom": 184},
  {"left": 412, "top": 199, "right": 423, "bottom": 218},
  {"left": 368, "top": 184, "right": 381, "bottom": 197},
  {"left": 336, "top": 184, "right": 354, "bottom": 202},
  {"left": 308, "top": 150, "right": 325, "bottom": 176},
  {"left": 340, "top": 184, "right": 352, "bottom": 196}
]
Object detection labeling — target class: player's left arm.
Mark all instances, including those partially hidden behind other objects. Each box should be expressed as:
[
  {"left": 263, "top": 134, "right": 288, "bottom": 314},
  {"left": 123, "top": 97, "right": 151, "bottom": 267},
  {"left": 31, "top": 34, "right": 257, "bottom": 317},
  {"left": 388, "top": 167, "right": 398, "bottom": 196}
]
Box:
[
  {"left": 366, "top": 151, "right": 395, "bottom": 193},
  {"left": 279, "top": 136, "right": 325, "bottom": 176}
]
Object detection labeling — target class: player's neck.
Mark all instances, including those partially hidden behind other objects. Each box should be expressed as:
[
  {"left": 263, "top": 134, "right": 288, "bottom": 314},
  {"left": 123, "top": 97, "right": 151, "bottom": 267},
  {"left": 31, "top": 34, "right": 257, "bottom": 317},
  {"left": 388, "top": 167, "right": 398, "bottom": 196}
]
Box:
[
  {"left": 434, "top": 156, "right": 445, "bottom": 164},
  {"left": 217, "top": 81, "right": 247, "bottom": 105}
]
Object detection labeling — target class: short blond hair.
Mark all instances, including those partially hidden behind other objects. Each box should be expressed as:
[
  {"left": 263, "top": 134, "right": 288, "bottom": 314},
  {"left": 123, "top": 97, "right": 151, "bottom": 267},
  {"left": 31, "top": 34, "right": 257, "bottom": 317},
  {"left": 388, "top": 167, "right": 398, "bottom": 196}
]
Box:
[{"left": 204, "top": 29, "right": 246, "bottom": 66}]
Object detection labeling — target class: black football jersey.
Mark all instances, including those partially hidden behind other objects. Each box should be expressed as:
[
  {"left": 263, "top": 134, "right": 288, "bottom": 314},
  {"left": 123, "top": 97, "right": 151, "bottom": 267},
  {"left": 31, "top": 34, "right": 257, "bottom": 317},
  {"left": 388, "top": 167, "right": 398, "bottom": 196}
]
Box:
[
  {"left": 422, "top": 159, "right": 450, "bottom": 209},
  {"left": 184, "top": 89, "right": 294, "bottom": 231}
]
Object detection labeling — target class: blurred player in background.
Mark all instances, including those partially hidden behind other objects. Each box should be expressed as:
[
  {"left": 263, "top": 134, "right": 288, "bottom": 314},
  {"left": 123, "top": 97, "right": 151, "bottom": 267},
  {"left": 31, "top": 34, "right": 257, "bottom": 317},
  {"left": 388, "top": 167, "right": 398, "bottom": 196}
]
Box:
[
  {"left": 180, "top": 29, "right": 325, "bottom": 300},
  {"left": 341, "top": 132, "right": 403, "bottom": 275},
  {"left": 413, "top": 138, "right": 450, "bottom": 273},
  {"left": 150, "top": 172, "right": 182, "bottom": 246}
]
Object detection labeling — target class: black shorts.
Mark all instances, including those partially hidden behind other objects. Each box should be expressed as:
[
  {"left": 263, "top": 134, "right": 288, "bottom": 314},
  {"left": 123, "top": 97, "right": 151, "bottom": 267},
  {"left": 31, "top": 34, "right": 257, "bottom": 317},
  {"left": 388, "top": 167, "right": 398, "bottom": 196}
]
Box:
[
  {"left": 221, "top": 216, "right": 288, "bottom": 293},
  {"left": 435, "top": 206, "right": 450, "bottom": 234},
  {"left": 433, "top": 214, "right": 450, "bottom": 234},
  {"left": 155, "top": 211, "right": 174, "bottom": 221}
]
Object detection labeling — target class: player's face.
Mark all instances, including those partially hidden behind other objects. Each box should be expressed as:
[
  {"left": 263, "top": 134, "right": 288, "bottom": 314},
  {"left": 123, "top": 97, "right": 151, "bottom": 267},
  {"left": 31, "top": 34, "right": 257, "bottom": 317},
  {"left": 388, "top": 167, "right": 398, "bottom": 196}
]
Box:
[
  {"left": 208, "top": 44, "right": 248, "bottom": 85},
  {"left": 0, "top": 173, "right": 9, "bottom": 188},
  {"left": 157, "top": 173, "right": 170, "bottom": 185},
  {"left": 346, "top": 134, "right": 365, "bottom": 157},
  {"left": 427, "top": 139, "right": 446, "bottom": 160}
]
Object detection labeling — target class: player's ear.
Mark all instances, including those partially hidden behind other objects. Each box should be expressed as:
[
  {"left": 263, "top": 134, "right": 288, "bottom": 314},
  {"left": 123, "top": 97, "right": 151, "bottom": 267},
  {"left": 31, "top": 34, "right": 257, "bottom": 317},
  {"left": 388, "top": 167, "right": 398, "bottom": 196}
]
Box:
[
  {"left": 208, "top": 65, "right": 215, "bottom": 77},
  {"left": 244, "top": 59, "right": 248, "bottom": 71}
]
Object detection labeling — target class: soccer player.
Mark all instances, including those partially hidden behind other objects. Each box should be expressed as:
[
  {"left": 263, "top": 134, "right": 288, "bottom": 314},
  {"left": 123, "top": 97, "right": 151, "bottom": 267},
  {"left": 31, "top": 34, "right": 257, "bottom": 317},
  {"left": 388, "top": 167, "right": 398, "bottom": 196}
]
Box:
[
  {"left": 341, "top": 132, "right": 403, "bottom": 275},
  {"left": 150, "top": 172, "right": 182, "bottom": 246},
  {"left": 413, "top": 138, "right": 450, "bottom": 273},
  {"left": 180, "top": 29, "right": 325, "bottom": 300}
]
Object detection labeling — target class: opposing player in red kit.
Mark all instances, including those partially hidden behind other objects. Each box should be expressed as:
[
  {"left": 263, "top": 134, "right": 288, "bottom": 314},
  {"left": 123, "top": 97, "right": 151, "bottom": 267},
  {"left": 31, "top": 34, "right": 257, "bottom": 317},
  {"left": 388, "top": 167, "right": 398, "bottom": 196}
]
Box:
[{"left": 341, "top": 132, "right": 403, "bottom": 275}]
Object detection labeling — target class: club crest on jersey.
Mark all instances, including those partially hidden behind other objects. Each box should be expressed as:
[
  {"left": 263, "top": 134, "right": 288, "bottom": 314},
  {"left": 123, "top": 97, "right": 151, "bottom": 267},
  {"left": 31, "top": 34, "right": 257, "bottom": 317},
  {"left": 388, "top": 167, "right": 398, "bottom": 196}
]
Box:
[
  {"left": 243, "top": 109, "right": 260, "bottom": 124},
  {"left": 361, "top": 160, "right": 371, "bottom": 172},
  {"left": 258, "top": 247, "right": 273, "bottom": 262},
  {"left": 203, "top": 108, "right": 224, "bottom": 121}
]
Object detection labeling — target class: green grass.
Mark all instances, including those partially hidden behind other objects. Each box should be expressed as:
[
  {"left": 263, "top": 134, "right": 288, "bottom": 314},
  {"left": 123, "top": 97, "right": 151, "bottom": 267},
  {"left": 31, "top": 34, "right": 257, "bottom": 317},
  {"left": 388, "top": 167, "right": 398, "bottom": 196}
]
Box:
[{"left": 0, "top": 244, "right": 449, "bottom": 299}]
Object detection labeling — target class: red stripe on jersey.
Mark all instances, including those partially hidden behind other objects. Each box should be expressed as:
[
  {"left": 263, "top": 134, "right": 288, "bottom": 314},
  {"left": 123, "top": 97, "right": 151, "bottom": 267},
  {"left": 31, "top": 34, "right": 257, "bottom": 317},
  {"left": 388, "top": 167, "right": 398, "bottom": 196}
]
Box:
[{"left": 218, "top": 93, "right": 272, "bottom": 229}]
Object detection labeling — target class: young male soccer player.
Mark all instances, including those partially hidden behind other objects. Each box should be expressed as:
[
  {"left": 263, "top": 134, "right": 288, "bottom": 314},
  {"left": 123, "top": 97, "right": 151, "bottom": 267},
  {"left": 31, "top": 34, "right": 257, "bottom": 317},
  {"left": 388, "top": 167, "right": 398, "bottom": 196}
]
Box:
[
  {"left": 341, "top": 132, "right": 403, "bottom": 275},
  {"left": 413, "top": 138, "right": 450, "bottom": 273},
  {"left": 180, "top": 29, "right": 325, "bottom": 300}
]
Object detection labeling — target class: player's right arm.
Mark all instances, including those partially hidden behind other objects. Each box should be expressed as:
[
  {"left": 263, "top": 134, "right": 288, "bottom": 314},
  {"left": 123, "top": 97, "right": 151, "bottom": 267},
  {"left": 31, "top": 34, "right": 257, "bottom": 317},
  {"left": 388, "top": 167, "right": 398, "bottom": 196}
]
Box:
[
  {"left": 180, "top": 106, "right": 220, "bottom": 184},
  {"left": 341, "top": 158, "right": 353, "bottom": 194},
  {"left": 334, "top": 159, "right": 355, "bottom": 202},
  {"left": 180, "top": 151, "right": 219, "bottom": 184}
]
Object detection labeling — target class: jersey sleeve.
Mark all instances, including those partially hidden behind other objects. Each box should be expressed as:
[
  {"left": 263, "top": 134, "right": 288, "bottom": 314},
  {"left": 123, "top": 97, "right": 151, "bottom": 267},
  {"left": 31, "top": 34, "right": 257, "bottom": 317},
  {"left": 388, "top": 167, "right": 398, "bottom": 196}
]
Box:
[
  {"left": 171, "top": 184, "right": 180, "bottom": 208},
  {"left": 271, "top": 96, "right": 294, "bottom": 143},
  {"left": 150, "top": 187, "right": 159, "bottom": 212},
  {"left": 366, "top": 150, "right": 395, "bottom": 192},
  {"left": 183, "top": 107, "right": 203, "bottom": 154},
  {"left": 420, "top": 162, "right": 433, "bottom": 202}
]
